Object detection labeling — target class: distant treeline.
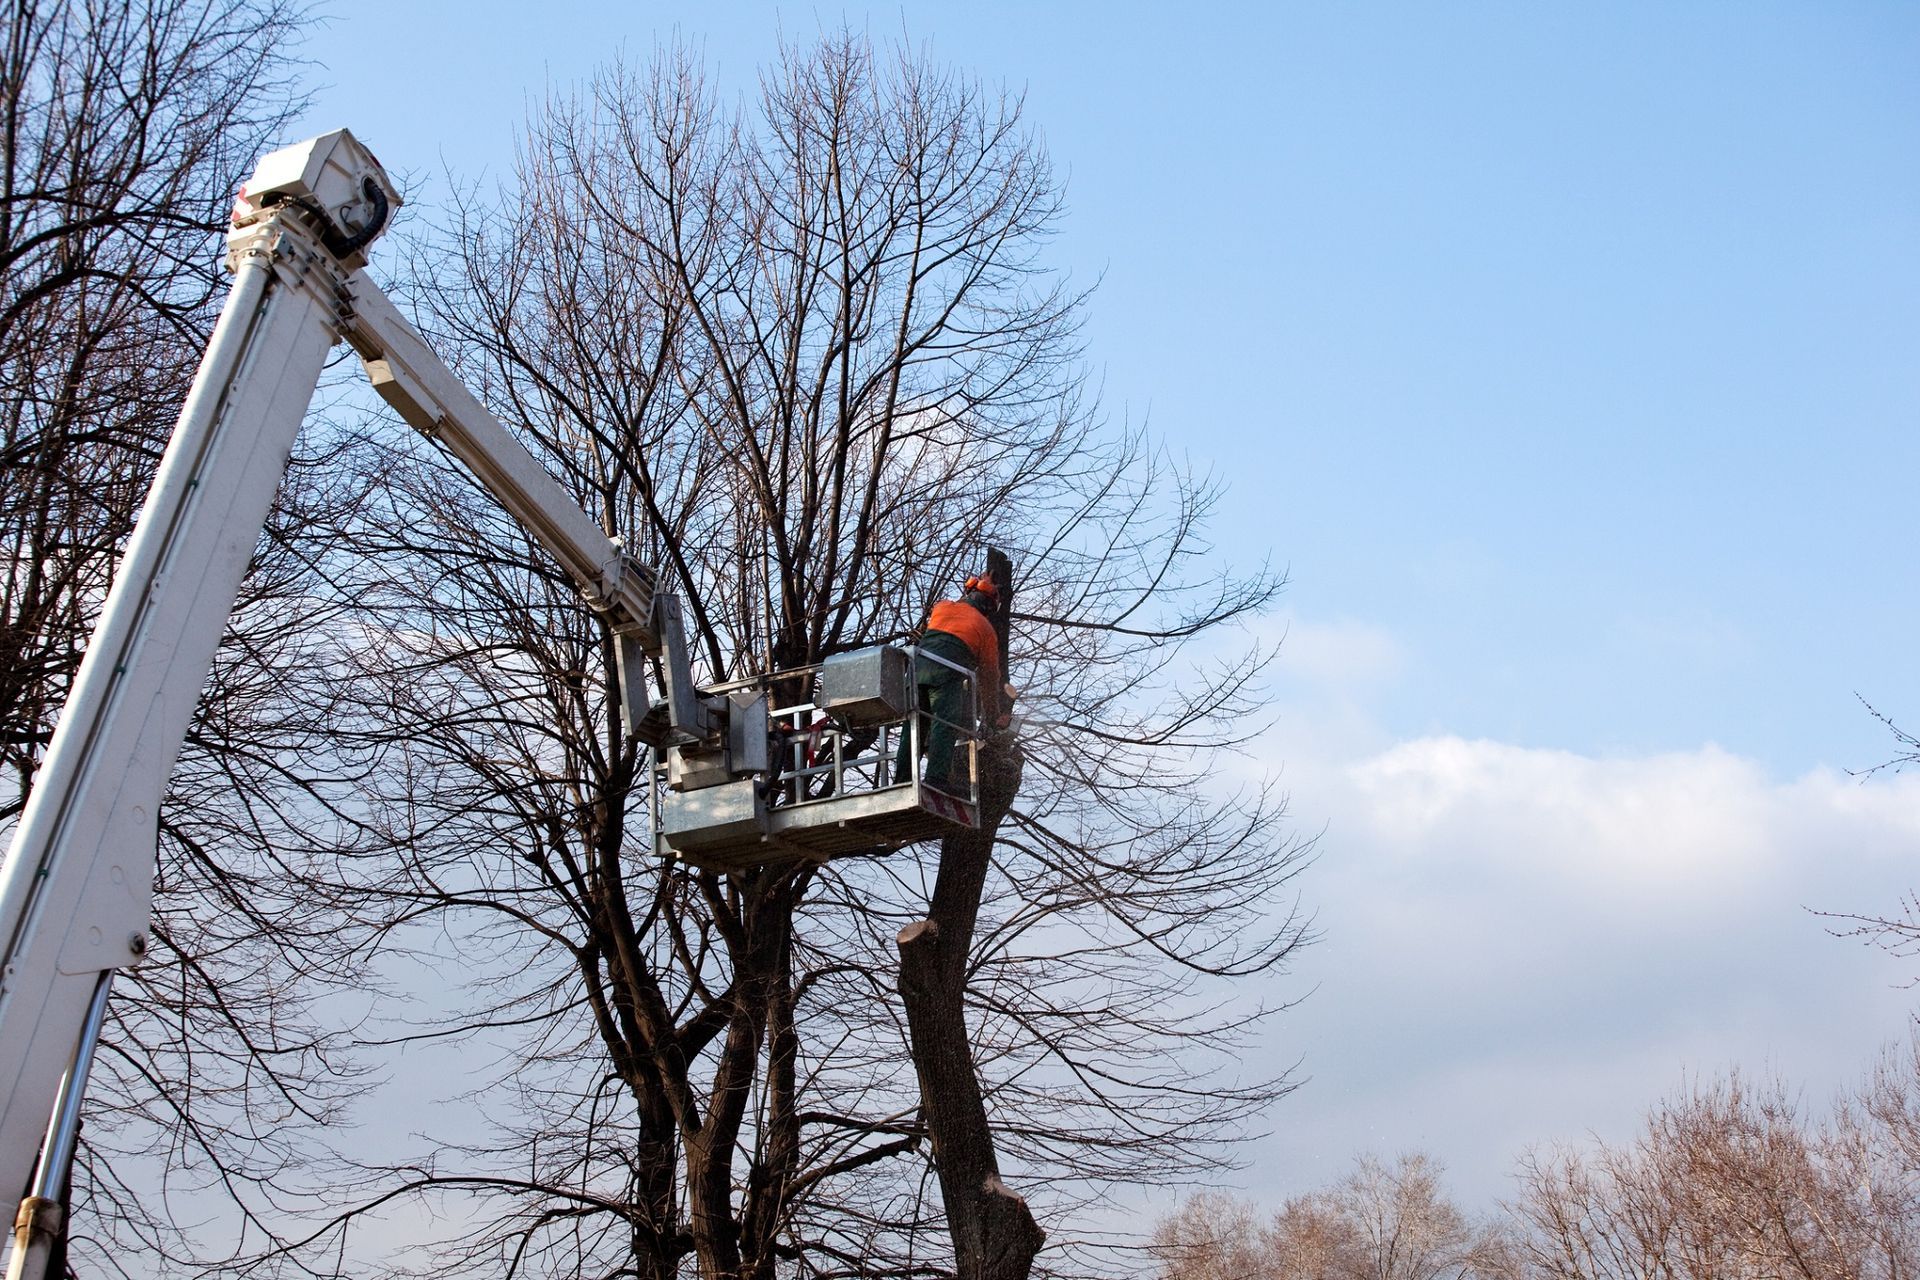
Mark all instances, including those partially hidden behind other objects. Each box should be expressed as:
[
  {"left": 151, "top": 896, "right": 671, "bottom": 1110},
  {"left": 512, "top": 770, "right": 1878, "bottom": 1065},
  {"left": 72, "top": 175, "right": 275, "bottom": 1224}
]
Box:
[{"left": 1153, "top": 1041, "right": 1920, "bottom": 1280}]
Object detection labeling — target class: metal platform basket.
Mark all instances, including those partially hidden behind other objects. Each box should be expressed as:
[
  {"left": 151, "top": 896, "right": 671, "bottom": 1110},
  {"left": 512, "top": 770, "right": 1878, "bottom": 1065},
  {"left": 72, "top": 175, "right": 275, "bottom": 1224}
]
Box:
[{"left": 651, "top": 645, "right": 981, "bottom": 871}]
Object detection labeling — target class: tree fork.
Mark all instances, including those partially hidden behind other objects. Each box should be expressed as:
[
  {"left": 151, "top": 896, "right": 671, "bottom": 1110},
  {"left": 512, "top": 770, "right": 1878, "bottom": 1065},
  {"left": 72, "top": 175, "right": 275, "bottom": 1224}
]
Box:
[{"left": 896, "top": 548, "right": 1044, "bottom": 1280}]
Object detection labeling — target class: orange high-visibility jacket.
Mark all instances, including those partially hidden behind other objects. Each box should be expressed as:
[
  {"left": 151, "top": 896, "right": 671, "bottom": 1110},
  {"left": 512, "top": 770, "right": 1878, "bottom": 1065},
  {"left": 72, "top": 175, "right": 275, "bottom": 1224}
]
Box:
[{"left": 925, "top": 599, "right": 1001, "bottom": 715}]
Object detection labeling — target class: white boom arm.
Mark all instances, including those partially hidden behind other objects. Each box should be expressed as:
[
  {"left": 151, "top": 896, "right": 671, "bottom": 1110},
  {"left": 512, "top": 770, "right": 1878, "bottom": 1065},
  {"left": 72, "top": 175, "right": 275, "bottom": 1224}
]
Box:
[{"left": 0, "top": 131, "right": 659, "bottom": 1245}]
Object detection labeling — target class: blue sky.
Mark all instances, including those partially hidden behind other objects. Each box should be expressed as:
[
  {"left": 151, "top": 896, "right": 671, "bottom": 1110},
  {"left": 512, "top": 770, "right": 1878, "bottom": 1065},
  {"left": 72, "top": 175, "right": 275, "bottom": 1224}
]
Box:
[
  {"left": 290, "top": 0, "right": 1920, "bottom": 1223},
  {"left": 296, "top": 0, "right": 1920, "bottom": 773}
]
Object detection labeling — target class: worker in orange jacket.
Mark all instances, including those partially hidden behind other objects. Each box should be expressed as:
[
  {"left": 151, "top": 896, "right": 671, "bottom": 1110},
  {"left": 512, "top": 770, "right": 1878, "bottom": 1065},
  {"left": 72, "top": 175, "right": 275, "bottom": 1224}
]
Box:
[{"left": 896, "top": 574, "right": 1010, "bottom": 792}]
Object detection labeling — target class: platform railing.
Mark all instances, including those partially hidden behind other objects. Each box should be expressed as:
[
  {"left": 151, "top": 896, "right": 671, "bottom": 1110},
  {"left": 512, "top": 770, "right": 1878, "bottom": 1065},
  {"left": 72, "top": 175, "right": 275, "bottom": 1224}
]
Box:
[{"left": 764, "top": 645, "right": 980, "bottom": 811}]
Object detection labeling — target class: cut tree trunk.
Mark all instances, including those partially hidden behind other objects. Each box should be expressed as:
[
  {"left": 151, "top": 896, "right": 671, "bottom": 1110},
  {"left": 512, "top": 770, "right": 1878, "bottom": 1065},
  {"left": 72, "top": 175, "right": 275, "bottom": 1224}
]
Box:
[{"left": 896, "top": 730, "right": 1044, "bottom": 1280}]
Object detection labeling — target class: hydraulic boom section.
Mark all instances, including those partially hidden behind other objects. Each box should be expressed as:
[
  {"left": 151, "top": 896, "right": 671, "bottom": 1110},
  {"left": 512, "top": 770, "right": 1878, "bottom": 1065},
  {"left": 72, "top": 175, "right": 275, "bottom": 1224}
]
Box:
[
  {"left": 0, "top": 129, "right": 663, "bottom": 1267},
  {"left": 0, "top": 130, "right": 409, "bottom": 1239},
  {"left": 0, "top": 128, "right": 983, "bottom": 1276}
]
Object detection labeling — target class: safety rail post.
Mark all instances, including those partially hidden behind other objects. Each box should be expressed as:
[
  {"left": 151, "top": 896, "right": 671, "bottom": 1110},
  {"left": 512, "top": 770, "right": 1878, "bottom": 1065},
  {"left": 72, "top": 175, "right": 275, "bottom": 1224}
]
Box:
[
  {"left": 910, "top": 680, "right": 923, "bottom": 789},
  {"left": 968, "top": 668, "right": 981, "bottom": 804},
  {"left": 787, "top": 707, "right": 805, "bottom": 806}
]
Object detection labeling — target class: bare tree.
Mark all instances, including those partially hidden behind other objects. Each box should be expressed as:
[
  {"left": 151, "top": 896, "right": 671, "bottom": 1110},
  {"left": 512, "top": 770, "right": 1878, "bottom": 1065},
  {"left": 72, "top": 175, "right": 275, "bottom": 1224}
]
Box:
[
  {"left": 203, "top": 32, "right": 1313, "bottom": 1280},
  {"left": 0, "top": 0, "right": 304, "bottom": 802},
  {"left": 1151, "top": 1191, "right": 1275, "bottom": 1280},
  {"left": 1512, "top": 1068, "right": 1920, "bottom": 1280},
  {"left": 1150, "top": 1154, "right": 1507, "bottom": 1280},
  {"left": 1329, "top": 1154, "right": 1501, "bottom": 1280},
  {"left": 1823, "top": 697, "right": 1920, "bottom": 978},
  {"left": 1855, "top": 699, "right": 1919, "bottom": 780},
  {"left": 0, "top": 3, "right": 412, "bottom": 1275}
]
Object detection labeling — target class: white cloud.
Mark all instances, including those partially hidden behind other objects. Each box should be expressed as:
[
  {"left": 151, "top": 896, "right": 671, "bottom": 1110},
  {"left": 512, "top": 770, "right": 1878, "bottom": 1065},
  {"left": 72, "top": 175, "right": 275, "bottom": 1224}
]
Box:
[
  {"left": 1344, "top": 737, "right": 1920, "bottom": 904},
  {"left": 1243, "top": 727, "right": 1920, "bottom": 1210}
]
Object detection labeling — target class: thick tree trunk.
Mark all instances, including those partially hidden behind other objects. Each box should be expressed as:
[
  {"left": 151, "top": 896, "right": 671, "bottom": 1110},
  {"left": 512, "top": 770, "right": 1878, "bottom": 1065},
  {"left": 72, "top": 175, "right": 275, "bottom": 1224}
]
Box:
[
  {"left": 685, "top": 872, "right": 796, "bottom": 1280},
  {"left": 739, "top": 908, "right": 801, "bottom": 1280},
  {"left": 684, "top": 1130, "right": 742, "bottom": 1278},
  {"left": 896, "top": 731, "right": 1044, "bottom": 1280}
]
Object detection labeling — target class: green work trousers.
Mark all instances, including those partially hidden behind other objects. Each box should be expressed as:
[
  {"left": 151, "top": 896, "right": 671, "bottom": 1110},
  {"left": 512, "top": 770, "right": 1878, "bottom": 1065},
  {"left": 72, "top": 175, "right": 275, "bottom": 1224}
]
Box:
[{"left": 895, "top": 632, "right": 976, "bottom": 789}]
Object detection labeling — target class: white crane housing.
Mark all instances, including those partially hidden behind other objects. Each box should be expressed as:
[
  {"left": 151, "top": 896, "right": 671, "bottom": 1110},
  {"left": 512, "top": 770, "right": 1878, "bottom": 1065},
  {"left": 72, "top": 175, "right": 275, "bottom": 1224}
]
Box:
[{"left": 0, "top": 130, "right": 981, "bottom": 1276}]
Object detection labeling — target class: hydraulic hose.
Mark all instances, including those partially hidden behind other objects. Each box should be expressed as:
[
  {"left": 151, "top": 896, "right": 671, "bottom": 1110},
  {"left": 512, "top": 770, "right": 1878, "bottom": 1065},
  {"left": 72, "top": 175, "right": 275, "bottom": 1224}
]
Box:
[{"left": 267, "top": 175, "right": 391, "bottom": 261}]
